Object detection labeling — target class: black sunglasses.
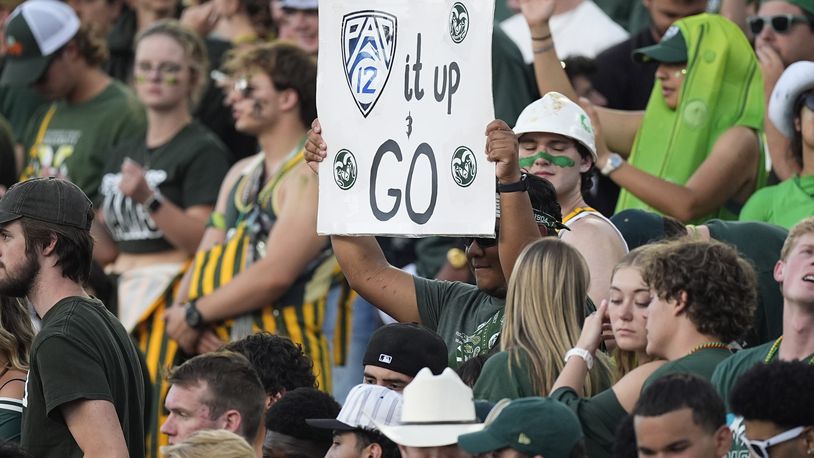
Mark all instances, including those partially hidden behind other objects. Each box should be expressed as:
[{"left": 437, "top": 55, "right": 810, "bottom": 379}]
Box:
[
  {"left": 799, "top": 92, "right": 814, "bottom": 112},
  {"left": 464, "top": 227, "right": 499, "bottom": 248},
  {"left": 747, "top": 14, "right": 809, "bottom": 35}
]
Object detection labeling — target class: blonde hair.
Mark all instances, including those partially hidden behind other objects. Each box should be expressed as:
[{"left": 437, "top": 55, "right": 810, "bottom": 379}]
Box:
[
  {"left": 780, "top": 216, "right": 814, "bottom": 261},
  {"left": 135, "top": 19, "right": 210, "bottom": 110},
  {"left": 0, "top": 296, "right": 33, "bottom": 371},
  {"left": 609, "top": 246, "right": 655, "bottom": 380},
  {"left": 500, "top": 238, "right": 612, "bottom": 396},
  {"left": 160, "top": 429, "right": 255, "bottom": 458}
]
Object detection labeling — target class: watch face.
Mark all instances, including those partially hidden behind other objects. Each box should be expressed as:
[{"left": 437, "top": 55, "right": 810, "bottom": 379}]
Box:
[{"left": 185, "top": 304, "right": 201, "bottom": 328}]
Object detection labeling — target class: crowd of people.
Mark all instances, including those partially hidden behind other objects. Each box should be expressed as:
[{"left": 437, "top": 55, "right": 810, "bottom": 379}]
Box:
[{"left": 0, "top": 0, "right": 812, "bottom": 457}]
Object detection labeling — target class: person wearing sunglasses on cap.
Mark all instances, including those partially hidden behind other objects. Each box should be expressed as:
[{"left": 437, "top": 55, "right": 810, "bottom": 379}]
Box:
[
  {"left": 305, "top": 119, "right": 565, "bottom": 370},
  {"left": 740, "top": 61, "right": 814, "bottom": 229},
  {"left": 750, "top": 0, "right": 814, "bottom": 181},
  {"left": 729, "top": 361, "right": 814, "bottom": 458}
]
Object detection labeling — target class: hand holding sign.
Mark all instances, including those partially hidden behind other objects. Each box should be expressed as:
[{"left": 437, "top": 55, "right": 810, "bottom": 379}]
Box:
[
  {"left": 304, "top": 119, "right": 327, "bottom": 175},
  {"left": 485, "top": 120, "right": 522, "bottom": 184}
]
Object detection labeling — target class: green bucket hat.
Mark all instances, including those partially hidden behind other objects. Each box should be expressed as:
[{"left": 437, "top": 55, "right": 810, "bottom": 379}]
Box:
[
  {"left": 458, "top": 398, "right": 584, "bottom": 458},
  {"left": 632, "top": 25, "right": 688, "bottom": 64},
  {"left": 1, "top": 0, "right": 80, "bottom": 86}
]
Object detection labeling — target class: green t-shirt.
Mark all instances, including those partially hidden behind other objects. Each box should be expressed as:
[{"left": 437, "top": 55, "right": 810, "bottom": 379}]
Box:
[
  {"left": 550, "top": 387, "right": 626, "bottom": 458},
  {"left": 21, "top": 297, "right": 148, "bottom": 458},
  {"left": 711, "top": 341, "right": 814, "bottom": 458},
  {"left": 98, "top": 121, "right": 230, "bottom": 253},
  {"left": 739, "top": 175, "right": 814, "bottom": 230},
  {"left": 643, "top": 347, "right": 732, "bottom": 392},
  {"left": 0, "top": 84, "right": 46, "bottom": 140},
  {"left": 473, "top": 350, "right": 535, "bottom": 402},
  {"left": 414, "top": 277, "right": 505, "bottom": 368},
  {"left": 0, "top": 399, "right": 22, "bottom": 443},
  {"left": 20, "top": 80, "right": 146, "bottom": 201},
  {"left": 706, "top": 219, "right": 787, "bottom": 347}
]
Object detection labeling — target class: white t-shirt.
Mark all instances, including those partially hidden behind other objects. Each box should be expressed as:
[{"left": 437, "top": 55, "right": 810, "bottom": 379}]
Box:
[{"left": 501, "top": 1, "right": 628, "bottom": 63}]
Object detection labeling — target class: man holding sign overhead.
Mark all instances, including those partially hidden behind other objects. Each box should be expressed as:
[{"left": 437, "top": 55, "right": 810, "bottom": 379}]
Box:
[{"left": 305, "top": 0, "right": 563, "bottom": 369}]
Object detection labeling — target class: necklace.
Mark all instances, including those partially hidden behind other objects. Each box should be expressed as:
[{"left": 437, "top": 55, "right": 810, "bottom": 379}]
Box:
[
  {"left": 687, "top": 341, "right": 730, "bottom": 356},
  {"left": 763, "top": 336, "right": 814, "bottom": 364}
]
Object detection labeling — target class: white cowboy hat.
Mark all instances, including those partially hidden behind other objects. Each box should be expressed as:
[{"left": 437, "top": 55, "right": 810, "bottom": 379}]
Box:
[
  {"left": 374, "top": 367, "right": 484, "bottom": 447},
  {"left": 769, "top": 61, "right": 814, "bottom": 138}
]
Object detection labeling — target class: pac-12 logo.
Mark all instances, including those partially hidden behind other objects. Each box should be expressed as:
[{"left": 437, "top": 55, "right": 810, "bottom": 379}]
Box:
[{"left": 342, "top": 10, "right": 397, "bottom": 118}]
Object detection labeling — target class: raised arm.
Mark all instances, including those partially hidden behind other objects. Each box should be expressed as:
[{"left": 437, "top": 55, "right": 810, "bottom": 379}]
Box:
[
  {"left": 519, "top": 0, "right": 642, "bottom": 155},
  {"left": 303, "top": 119, "right": 421, "bottom": 323},
  {"left": 586, "top": 100, "right": 760, "bottom": 222},
  {"left": 757, "top": 44, "right": 800, "bottom": 180},
  {"left": 485, "top": 120, "right": 542, "bottom": 282}
]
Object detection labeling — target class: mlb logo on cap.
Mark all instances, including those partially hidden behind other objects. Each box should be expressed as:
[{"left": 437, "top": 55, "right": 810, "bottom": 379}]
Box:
[{"left": 379, "top": 354, "right": 393, "bottom": 364}]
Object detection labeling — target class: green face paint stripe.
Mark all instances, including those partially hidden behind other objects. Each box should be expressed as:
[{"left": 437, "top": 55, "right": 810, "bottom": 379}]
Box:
[{"left": 519, "top": 151, "right": 576, "bottom": 169}]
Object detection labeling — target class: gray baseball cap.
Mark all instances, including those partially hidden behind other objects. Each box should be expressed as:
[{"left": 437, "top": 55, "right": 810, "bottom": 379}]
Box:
[{"left": 0, "top": 177, "right": 93, "bottom": 230}]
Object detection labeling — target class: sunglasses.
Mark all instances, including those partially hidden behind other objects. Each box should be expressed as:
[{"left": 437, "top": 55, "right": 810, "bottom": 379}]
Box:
[
  {"left": 744, "top": 426, "right": 806, "bottom": 458},
  {"left": 747, "top": 14, "right": 809, "bottom": 35},
  {"left": 464, "top": 227, "right": 499, "bottom": 248},
  {"left": 798, "top": 92, "right": 814, "bottom": 112}
]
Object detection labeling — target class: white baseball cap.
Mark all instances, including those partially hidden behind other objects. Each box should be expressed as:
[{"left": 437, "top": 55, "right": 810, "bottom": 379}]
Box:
[{"left": 306, "top": 384, "right": 402, "bottom": 432}]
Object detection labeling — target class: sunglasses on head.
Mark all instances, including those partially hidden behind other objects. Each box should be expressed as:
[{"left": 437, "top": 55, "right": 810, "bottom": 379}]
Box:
[
  {"left": 747, "top": 14, "right": 809, "bottom": 35},
  {"left": 744, "top": 426, "right": 806, "bottom": 458}
]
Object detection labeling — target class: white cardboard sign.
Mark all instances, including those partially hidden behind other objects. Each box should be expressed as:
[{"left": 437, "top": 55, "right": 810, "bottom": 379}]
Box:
[{"left": 317, "top": 0, "right": 496, "bottom": 236}]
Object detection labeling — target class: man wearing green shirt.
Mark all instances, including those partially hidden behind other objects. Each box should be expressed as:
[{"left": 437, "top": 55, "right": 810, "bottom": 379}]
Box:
[
  {"left": 712, "top": 216, "right": 814, "bottom": 457},
  {"left": 1, "top": 1, "right": 145, "bottom": 201},
  {"left": 306, "top": 120, "right": 565, "bottom": 368}
]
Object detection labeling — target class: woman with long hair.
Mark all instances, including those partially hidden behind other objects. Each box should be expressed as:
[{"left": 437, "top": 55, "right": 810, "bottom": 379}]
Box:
[
  {"left": 605, "top": 248, "right": 662, "bottom": 380},
  {"left": 473, "top": 238, "right": 612, "bottom": 402},
  {"left": 0, "top": 296, "right": 35, "bottom": 442},
  {"left": 523, "top": 2, "right": 765, "bottom": 223}
]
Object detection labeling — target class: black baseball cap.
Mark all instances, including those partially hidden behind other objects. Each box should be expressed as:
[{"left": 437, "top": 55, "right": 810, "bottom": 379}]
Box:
[
  {"left": 633, "top": 26, "right": 688, "bottom": 64},
  {"left": 0, "top": 177, "right": 93, "bottom": 230},
  {"left": 363, "top": 323, "right": 448, "bottom": 377}
]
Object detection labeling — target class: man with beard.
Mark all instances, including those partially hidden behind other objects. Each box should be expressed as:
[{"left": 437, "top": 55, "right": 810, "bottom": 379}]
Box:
[{"left": 0, "top": 177, "right": 148, "bottom": 458}]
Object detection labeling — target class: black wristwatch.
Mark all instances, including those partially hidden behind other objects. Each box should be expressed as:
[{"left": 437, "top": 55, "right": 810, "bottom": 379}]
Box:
[
  {"left": 497, "top": 173, "right": 528, "bottom": 193},
  {"left": 184, "top": 300, "right": 206, "bottom": 329},
  {"left": 144, "top": 189, "right": 164, "bottom": 214}
]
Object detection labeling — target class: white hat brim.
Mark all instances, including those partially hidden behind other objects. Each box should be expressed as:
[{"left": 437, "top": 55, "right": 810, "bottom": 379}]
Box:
[
  {"left": 769, "top": 61, "right": 814, "bottom": 139},
  {"left": 375, "top": 422, "right": 485, "bottom": 448}
]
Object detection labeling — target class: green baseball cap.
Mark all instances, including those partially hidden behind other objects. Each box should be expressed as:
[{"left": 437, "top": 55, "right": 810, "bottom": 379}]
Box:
[
  {"left": 1, "top": 0, "right": 80, "bottom": 86},
  {"left": 457, "top": 398, "right": 584, "bottom": 457},
  {"left": 633, "top": 26, "right": 688, "bottom": 64},
  {"left": 0, "top": 177, "right": 93, "bottom": 230},
  {"left": 759, "top": 0, "right": 814, "bottom": 15}
]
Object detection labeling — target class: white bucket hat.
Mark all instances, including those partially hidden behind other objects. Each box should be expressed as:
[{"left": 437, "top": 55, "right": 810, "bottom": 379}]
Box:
[
  {"left": 513, "top": 92, "right": 597, "bottom": 162},
  {"left": 769, "top": 61, "right": 814, "bottom": 139},
  {"left": 374, "top": 368, "right": 484, "bottom": 447}
]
